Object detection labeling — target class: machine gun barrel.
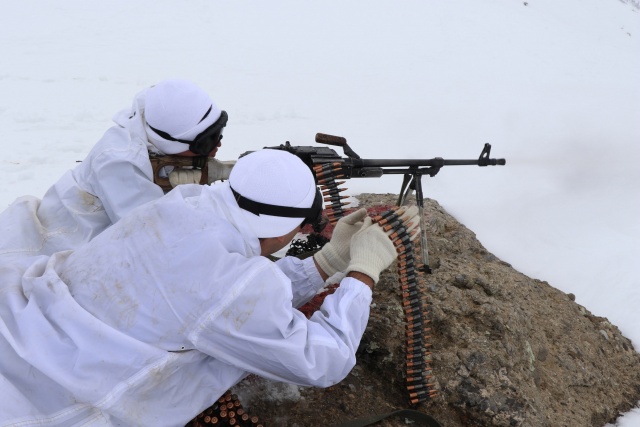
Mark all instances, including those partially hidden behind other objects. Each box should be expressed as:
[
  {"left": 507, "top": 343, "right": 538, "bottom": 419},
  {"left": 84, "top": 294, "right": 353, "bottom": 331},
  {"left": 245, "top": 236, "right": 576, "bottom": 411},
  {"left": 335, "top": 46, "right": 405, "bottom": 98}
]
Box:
[{"left": 353, "top": 158, "right": 505, "bottom": 167}]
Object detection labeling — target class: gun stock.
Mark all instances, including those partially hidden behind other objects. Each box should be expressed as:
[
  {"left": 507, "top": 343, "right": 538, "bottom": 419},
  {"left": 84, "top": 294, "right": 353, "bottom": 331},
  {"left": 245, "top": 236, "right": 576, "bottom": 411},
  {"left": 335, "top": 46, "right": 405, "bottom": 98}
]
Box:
[{"left": 149, "top": 155, "right": 209, "bottom": 192}]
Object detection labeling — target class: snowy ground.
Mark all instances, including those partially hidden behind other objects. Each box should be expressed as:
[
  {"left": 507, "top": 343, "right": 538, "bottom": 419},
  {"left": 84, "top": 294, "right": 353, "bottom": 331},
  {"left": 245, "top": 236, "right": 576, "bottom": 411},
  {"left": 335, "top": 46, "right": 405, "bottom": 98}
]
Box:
[{"left": 1, "top": 0, "right": 639, "bottom": 424}]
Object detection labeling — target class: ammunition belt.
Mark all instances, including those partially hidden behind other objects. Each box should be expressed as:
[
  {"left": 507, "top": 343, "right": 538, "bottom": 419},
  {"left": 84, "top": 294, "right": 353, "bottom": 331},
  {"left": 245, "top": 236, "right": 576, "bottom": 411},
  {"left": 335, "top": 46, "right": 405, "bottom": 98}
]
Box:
[
  {"left": 313, "top": 162, "right": 437, "bottom": 406},
  {"left": 313, "top": 161, "right": 348, "bottom": 225},
  {"left": 372, "top": 207, "right": 437, "bottom": 406},
  {"left": 186, "top": 390, "right": 265, "bottom": 427}
]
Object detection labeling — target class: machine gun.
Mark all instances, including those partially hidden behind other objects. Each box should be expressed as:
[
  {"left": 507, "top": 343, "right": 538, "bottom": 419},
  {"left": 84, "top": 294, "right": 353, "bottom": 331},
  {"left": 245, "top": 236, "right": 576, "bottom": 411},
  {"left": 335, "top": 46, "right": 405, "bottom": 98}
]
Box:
[{"left": 259, "top": 133, "right": 506, "bottom": 273}]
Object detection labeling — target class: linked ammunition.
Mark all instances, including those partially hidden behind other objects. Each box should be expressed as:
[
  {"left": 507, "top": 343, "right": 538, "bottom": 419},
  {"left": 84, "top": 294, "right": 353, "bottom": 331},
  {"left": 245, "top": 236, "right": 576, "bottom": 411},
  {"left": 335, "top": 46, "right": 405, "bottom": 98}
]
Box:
[
  {"left": 402, "top": 290, "right": 419, "bottom": 299},
  {"left": 407, "top": 368, "right": 431, "bottom": 376},
  {"left": 403, "top": 295, "right": 429, "bottom": 307},
  {"left": 324, "top": 195, "right": 350, "bottom": 203},
  {"left": 322, "top": 186, "right": 348, "bottom": 195},
  {"left": 312, "top": 162, "right": 342, "bottom": 172}
]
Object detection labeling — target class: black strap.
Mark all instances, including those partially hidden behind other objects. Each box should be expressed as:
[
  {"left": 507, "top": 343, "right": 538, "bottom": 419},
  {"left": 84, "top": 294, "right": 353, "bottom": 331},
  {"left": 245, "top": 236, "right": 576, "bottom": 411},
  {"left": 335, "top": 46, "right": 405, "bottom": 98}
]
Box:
[
  {"left": 334, "top": 409, "right": 442, "bottom": 427},
  {"left": 230, "top": 186, "right": 320, "bottom": 219}
]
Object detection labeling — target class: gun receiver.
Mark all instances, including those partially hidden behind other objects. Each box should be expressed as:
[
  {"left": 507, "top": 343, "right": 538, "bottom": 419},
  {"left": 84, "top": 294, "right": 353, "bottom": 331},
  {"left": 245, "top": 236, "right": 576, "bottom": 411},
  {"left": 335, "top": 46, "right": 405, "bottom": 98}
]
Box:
[{"left": 258, "top": 133, "right": 506, "bottom": 273}]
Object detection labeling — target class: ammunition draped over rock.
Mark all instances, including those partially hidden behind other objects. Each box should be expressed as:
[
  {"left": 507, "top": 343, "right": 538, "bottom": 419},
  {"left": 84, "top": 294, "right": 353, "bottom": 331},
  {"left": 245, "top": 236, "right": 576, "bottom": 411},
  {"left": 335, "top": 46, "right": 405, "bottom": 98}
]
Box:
[
  {"left": 373, "top": 207, "right": 437, "bottom": 406},
  {"left": 185, "top": 389, "right": 266, "bottom": 426}
]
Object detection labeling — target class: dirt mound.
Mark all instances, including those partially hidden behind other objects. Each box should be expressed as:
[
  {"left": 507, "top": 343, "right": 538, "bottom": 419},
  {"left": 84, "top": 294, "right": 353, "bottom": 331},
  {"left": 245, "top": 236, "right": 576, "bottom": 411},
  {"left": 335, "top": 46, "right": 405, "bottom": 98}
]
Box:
[{"left": 229, "top": 194, "right": 640, "bottom": 427}]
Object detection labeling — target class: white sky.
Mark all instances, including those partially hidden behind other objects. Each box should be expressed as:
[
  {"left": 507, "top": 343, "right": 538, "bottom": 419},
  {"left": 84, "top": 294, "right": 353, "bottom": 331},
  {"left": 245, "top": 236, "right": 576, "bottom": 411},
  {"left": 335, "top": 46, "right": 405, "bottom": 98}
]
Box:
[{"left": 1, "top": 0, "right": 639, "bottom": 424}]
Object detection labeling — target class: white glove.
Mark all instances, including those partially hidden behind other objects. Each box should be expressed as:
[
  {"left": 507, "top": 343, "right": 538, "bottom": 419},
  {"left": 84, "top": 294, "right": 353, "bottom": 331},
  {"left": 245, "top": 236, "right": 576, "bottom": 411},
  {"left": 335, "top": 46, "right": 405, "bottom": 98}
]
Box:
[
  {"left": 169, "top": 168, "right": 202, "bottom": 187},
  {"left": 347, "top": 206, "right": 421, "bottom": 284},
  {"left": 314, "top": 208, "right": 368, "bottom": 277},
  {"left": 208, "top": 158, "right": 236, "bottom": 183}
]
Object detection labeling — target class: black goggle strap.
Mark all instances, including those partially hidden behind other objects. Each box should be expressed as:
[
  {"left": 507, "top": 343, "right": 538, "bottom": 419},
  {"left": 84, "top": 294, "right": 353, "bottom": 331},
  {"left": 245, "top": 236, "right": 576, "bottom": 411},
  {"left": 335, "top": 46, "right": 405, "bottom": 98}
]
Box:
[{"left": 230, "top": 186, "right": 323, "bottom": 225}]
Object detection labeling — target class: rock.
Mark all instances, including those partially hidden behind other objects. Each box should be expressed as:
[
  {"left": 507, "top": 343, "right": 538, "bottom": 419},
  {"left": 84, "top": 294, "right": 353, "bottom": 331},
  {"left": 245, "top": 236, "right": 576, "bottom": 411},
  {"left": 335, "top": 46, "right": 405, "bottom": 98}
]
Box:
[{"left": 231, "top": 194, "right": 640, "bottom": 427}]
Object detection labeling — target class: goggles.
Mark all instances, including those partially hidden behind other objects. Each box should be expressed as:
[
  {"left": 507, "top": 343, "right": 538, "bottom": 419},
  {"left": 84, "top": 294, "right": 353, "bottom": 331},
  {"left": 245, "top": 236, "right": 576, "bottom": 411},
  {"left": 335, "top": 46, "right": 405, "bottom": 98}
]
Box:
[
  {"left": 230, "top": 185, "right": 324, "bottom": 228},
  {"left": 148, "top": 109, "right": 228, "bottom": 156}
]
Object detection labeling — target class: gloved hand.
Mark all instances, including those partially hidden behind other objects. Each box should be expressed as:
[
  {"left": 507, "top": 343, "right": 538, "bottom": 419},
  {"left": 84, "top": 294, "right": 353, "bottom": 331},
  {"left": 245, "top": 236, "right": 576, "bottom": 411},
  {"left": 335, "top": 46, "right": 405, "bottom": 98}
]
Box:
[
  {"left": 208, "top": 158, "right": 236, "bottom": 183},
  {"left": 169, "top": 168, "right": 203, "bottom": 187},
  {"left": 313, "top": 208, "right": 368, "bottom": 277},
  {"left": 347, "top": 206, "right": 421, "bottom": 284}
]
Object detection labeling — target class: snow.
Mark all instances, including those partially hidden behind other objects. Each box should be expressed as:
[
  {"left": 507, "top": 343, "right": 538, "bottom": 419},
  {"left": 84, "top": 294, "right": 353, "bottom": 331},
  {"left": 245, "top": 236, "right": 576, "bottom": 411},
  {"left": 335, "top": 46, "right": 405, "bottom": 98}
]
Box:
[{"left": 1, "top": 0, "right": 639, "bottom": 424}]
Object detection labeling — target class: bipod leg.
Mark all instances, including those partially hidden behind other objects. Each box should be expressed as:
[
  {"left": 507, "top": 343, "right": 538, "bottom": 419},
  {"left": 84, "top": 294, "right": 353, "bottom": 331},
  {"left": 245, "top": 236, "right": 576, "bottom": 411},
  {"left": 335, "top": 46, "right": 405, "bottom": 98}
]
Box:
[
  {"left": 412, "top": 174, "right": 432, "bottom": 274},
  {"left": 397, "top": 173, "right": 414, "bottom": 207}
]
